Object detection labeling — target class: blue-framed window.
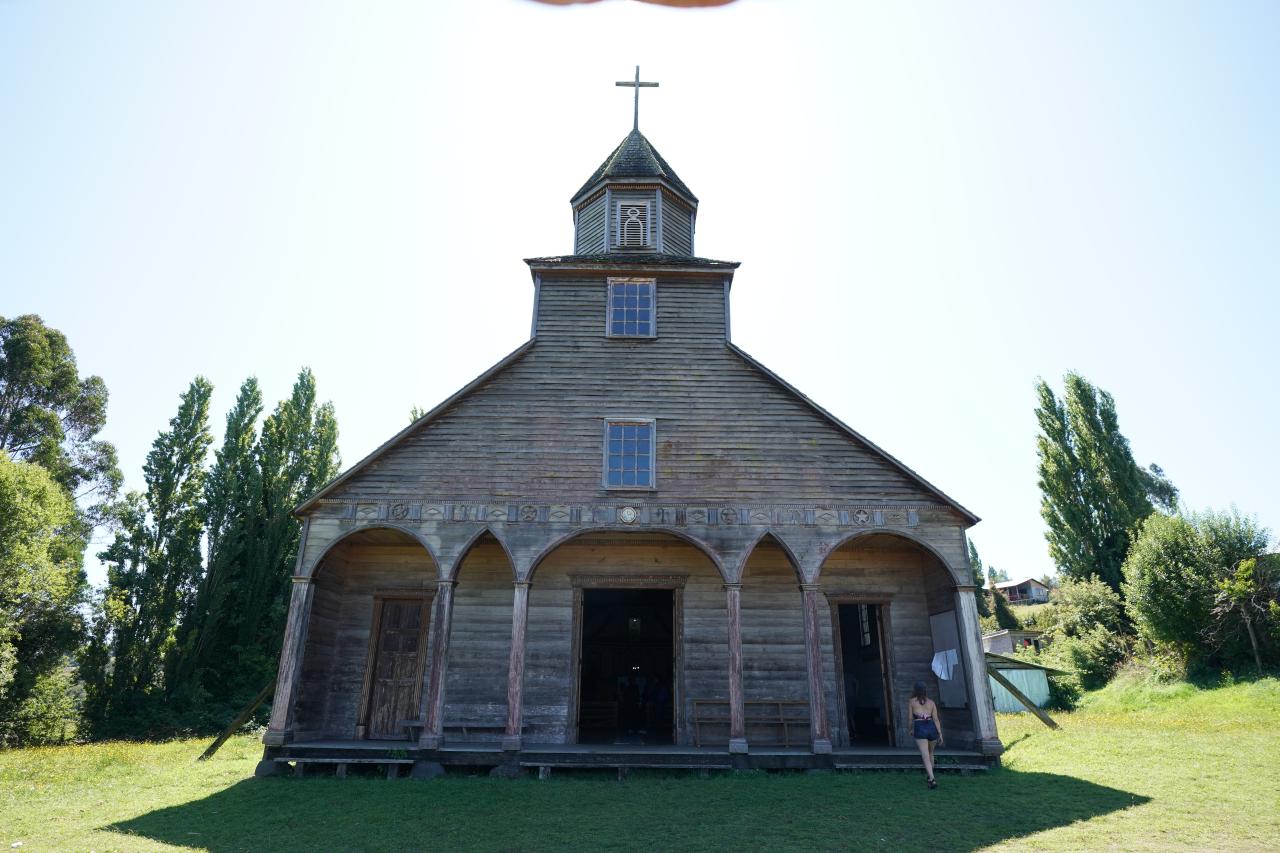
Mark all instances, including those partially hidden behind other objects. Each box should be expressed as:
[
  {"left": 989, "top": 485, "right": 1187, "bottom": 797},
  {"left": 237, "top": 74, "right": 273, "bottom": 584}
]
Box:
[
  {"left": 608, "top": 279, "right": 655, "bottom": 337},
  {"left": 604, "top": 420, "right": 654, "bottom": 488}
]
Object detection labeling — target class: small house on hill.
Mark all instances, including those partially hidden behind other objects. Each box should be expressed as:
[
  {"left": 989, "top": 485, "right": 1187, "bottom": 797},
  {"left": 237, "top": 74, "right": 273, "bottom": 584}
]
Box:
[
  {"left": 259, "top": 85, "right": 1003, "bottom": 777},
  {"left": 988, "top": 577, "right": 1051, "bottom": 604}
]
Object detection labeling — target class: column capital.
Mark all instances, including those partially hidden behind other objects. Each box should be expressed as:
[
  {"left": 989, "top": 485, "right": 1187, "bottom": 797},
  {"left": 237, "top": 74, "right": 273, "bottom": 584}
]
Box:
[
  {"left": 799, "top": 583, "right": 822, "bottom": 593},
  {"left": 955, "top": 584, "right": 978, "bottom": 594},
  {"left": 513, "top": 580, "right": 533, "bottom": 589},
  {"left": 290, "top": 575, "right": 314, "bottom": 585},
  {"left": 722, "top": 582, "right": 743, "bottom": 592},
  {"left": 435, "top": 578, "right": 458, "bottom": 589}
]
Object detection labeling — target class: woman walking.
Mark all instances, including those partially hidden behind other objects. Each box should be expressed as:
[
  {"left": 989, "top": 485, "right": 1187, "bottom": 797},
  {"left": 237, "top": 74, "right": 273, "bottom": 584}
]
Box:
[{"left": 909, "top": 680, "right": 944, "bottom": 789}]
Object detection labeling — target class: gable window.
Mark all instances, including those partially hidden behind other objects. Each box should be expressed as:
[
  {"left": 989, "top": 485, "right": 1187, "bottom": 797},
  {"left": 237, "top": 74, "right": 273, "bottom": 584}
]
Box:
[
  {"left": 615, "top": 201, "right": 650, "bottom": 248},
  {"left": 607, "top": 278, "right": 655, "bottom": 337},
  {"left": 604, "top": 419, "right": 654, "bottom": 488}
]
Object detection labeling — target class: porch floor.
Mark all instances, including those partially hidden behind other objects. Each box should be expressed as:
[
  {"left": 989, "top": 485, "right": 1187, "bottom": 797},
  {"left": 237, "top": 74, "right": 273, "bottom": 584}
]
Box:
[{"left": 266, "top": 738, "right": 991, "bottom": 773}]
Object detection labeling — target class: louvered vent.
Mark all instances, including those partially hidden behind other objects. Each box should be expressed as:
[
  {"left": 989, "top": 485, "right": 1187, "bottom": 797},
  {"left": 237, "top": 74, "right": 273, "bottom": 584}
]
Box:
[{"left": 616, "top": 202, "right": 649, "bottom": 248}]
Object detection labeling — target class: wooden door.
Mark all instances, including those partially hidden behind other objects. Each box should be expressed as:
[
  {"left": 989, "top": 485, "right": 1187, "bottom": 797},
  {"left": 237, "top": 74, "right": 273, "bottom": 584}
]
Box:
[{"left": 364, "top": 597, "right": 430, "bottom": 740}]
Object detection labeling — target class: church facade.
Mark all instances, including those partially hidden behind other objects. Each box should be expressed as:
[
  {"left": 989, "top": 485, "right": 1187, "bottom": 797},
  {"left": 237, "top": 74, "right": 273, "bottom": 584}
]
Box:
[{"left": 261, "top": 116, "right": 1002, "bottom": 774}]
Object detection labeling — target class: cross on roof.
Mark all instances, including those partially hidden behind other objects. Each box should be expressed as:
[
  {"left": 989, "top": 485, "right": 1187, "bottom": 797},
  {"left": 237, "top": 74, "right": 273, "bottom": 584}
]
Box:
[{"left": 615, "top": 66, "right": 658, "bottom": 131}]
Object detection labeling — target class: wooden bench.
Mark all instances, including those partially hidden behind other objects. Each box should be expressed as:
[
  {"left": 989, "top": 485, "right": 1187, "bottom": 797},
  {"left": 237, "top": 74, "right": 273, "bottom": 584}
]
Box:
[
  {"left": 443, "top": 720, "right": 527, "bottom": 739},
  {"left": 692, "top": 699, "right": 810, "bottom": 747}
]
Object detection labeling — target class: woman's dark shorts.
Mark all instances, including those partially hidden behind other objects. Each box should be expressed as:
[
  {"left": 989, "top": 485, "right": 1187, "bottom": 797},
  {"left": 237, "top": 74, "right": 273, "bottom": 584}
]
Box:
[{"left": 912, "top": 719, "right": 939, "bottom": 742}]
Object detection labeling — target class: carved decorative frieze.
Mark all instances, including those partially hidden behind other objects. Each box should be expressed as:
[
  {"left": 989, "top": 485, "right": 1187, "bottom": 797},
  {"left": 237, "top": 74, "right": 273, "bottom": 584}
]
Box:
[{"left": 318, "top": 497, "right": 932, "bottom": 531}]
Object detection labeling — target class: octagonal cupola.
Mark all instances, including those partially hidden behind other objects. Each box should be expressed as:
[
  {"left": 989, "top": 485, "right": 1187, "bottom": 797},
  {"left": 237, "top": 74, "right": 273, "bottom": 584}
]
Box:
[{"left": 570, "top": 128, "right": 699, "bottom": 257}]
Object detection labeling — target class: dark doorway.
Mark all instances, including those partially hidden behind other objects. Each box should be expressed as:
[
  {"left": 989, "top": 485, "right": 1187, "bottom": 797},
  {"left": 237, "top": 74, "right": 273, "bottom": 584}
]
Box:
[
  {"left": 837, "top": 603, "right": 892, "bottom": 745},
  {"left": 577, "top": 588, "right": 675, "bottom": 745},
  {"left": 363, "top": 597, "right": 431, "bottom": 740}
]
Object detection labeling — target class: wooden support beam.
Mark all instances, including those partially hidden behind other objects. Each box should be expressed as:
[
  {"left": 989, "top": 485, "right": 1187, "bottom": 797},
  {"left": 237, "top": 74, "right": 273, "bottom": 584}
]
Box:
[
  {"left": 263, "top": 575, "right": 315, "bottom": 746},
  {"left": 800, "top": 584, "right": 832, "bottom": 753},
  {"left": 420, "top": 579, "right": 457, "bottom": 749},
  {"left": 725, "top": 583, "right": 747, "bottom": 754},
  {"left": 987, "top": 666, "right": 1059, "bottom": 730},
  {"left": 503, "top": 581, "right": 532, "bottom": 751},
  {"left": 198, "top": 680, "right": 275, "bottom": 761}
]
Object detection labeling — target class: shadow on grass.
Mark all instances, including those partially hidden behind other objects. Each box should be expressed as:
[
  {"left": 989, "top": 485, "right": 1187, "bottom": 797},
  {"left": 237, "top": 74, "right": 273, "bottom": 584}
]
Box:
[{"left": 110, "top": 767, "right": 1148, "bottom": 851}]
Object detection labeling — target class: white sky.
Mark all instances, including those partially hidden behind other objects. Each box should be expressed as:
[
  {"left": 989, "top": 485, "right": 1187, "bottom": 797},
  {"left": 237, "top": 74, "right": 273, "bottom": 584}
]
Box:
[{"left": 2, "top": 0, "right": 1277, "bottom": 586}]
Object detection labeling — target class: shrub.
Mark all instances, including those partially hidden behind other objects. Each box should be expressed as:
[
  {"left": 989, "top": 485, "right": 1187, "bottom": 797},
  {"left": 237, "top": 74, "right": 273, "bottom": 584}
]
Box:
[
  {"left": 1046, "top": 576, "right": 1125, "bottom": 638},
  {"left": 1055, "top": 625, "right": 1131, "bottom": 691}
]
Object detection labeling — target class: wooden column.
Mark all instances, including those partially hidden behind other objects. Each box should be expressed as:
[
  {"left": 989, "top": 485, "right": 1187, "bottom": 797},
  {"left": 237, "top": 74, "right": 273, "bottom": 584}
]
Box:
[
  {"left": 418, "top": 579, "right": 457, "bottom": 749},
  {"left": 503, "top": 580, "right": 532, "bottom": 752},
  {"left": 262, "top": 576, "right": 315, "bottom": 746},
  {"left": 800, "top": 583, "right": 833, "bottom": 754},
  {"left": 956, "top": 586, "right": 1003, "bottom": 757},
  {"left": 725, "top": 582, "right": 748, "bottom": 754}
]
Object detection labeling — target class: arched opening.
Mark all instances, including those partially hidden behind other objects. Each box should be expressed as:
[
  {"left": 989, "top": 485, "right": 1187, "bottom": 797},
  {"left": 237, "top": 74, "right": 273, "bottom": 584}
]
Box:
[
  {"left": 440, "top": 531, "right": 517, "bottom": 744},
  {"left": 293, "top": 527, "right": 438, "bottom": 741},
  {"left": 525, "top": 530, "right": 725, "bottom": 746},
  {"left": 819, "top": 532, "right": 973, "bottom": 750},
  {"left": 739, "top": 534, "right": 810, "bottom": 748}
]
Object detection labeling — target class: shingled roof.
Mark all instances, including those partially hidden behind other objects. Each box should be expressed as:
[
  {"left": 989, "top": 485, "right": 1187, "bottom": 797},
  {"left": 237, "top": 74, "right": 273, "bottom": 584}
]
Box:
[
  {"left": 524, "top": 253, "right": 737, "bottom": 269},
  {"left": 572, "top": 129, "right": 697, "bottom": 203}
]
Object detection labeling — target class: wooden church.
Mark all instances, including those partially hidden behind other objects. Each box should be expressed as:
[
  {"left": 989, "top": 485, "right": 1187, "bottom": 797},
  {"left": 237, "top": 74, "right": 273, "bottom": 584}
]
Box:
[{"left": 260, "top": 75, "right": 1003, "bottom": 777}]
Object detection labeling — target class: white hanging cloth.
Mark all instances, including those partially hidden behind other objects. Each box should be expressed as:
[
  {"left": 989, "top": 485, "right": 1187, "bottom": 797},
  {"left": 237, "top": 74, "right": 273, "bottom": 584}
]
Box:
[{"left": 931, "top": 648, "right": 960, "bottom": 680}]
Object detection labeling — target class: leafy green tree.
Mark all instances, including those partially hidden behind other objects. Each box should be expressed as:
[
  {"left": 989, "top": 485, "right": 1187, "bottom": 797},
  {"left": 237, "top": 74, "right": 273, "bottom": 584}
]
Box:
[
  {"left": 0, "top": 451, "right": 85, "bottom": 745},
  {"left": 967, "top": 539, "right": 991, "bottom": 618},
  {"left": 1214, "top": 556, "right": 1277, "bottom": 673},
  {"left": 1123, "top": 509, "right": 1271, "bottom": 671},
  {"left": 82, "top": 379, "right": 213, "bottom": 738},
  {"left": 0, "top": 315, "right": 121, "bottom": 517},
  {"left": 1035, "top": 372, "right": 1177, "bottom": 592}
]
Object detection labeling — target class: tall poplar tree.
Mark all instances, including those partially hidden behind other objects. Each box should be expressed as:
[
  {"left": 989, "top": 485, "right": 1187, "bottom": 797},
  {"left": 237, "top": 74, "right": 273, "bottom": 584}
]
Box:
[
  {"left": 251, "top": 370, "right": 339, "bottom": 664},
  {"left": 1035, "top": 372, "right": 1177, "bottom": 593},
  {"left": 82, "top": 378, "right": 213, "bottom": 737},
  {"left": 167, "top": 378, "right": 264, "bottom": 719}
]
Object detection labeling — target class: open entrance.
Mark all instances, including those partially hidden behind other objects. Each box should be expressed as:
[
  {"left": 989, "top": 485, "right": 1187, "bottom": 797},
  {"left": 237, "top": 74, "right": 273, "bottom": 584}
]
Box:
[
  {"left": 576, "top": 588, "right": 675, "bottom": 745},
  {"left": 836, "top": 603, "right": 893, "bottom": 746}
]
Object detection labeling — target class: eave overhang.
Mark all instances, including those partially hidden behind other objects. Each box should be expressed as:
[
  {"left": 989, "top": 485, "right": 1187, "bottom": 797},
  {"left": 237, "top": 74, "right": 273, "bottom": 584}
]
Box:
[{"left": 525, "top": 254, "right": 739, "bottom": 277}]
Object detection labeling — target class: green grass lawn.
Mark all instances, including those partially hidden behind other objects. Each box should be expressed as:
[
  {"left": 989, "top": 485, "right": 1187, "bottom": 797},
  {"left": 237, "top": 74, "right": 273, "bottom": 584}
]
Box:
[{"left": 2, "top": 676, "right": 1277, "bottom": 852}]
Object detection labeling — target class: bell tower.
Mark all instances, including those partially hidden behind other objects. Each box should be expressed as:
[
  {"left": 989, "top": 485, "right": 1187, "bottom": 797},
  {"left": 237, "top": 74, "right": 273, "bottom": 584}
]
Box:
[{"left": 570, "top": 68, "right": 698, "bottom": 257}]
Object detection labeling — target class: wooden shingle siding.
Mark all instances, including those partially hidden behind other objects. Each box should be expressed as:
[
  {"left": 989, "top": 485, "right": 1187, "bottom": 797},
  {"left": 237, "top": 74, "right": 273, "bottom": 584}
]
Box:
[
  {"left": 740, "top": 544, "right": 808, "bottom": 741},
  {"left": 574, "top": 194, "right": 607, "bottom": 254},
  {"left": 328, "top": 273, "right": 953, "bottom": 507},
  {"left": 661, "top": 191, "right": 693, "bottom": 256},
  {"left": 680, "top": 570, "right": 730, "bottom": 745},
  {"left": 294, "top": 543, "right": 437, "bottom": 739},
  {"left": 442, "top": 541, "right": 515, "bottom": 742}
]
